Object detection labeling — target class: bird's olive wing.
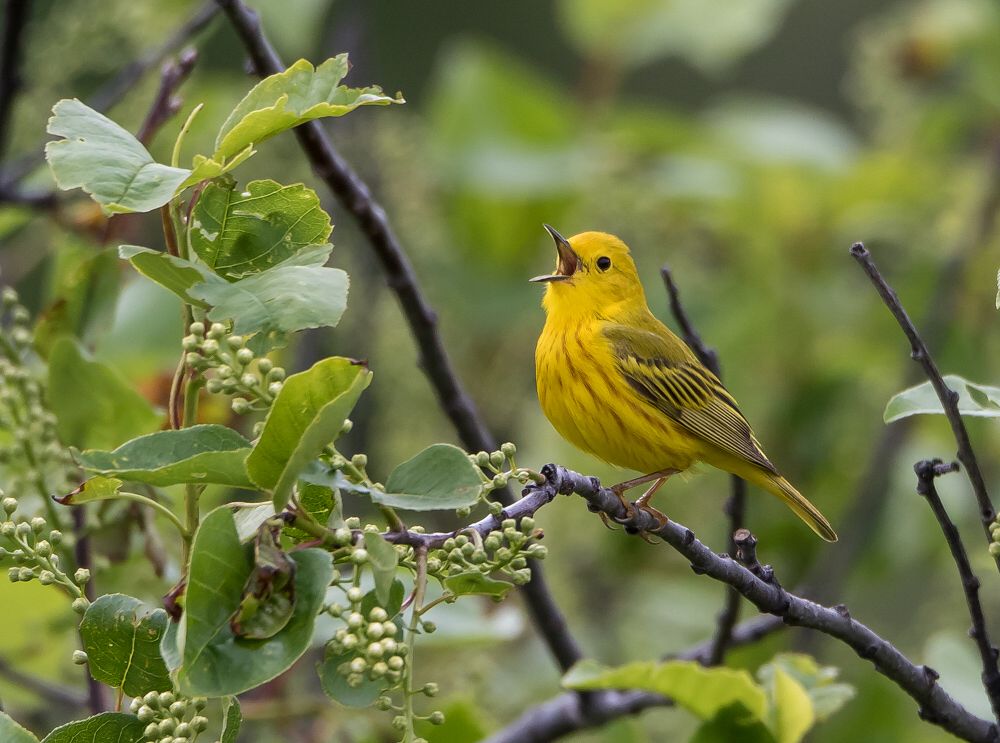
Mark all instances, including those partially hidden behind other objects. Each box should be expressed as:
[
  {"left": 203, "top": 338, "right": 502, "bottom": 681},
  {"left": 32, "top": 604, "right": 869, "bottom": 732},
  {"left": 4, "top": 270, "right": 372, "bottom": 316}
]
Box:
[{"left": 603, "top": 324, "right": 777, "bottom": 474}]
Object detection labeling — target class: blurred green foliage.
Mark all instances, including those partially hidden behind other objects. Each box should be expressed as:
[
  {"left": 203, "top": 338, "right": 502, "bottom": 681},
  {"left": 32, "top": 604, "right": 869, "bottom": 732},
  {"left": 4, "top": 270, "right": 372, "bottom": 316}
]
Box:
[{"left": 3, "top": 0, "right": 1000, "bottom": 741}]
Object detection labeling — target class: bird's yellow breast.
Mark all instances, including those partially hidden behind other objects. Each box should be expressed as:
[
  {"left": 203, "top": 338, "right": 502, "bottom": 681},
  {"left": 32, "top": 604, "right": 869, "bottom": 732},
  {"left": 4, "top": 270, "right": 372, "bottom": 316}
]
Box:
[{"left": 535, "top": 318, "right": 700, "bottom": 474}]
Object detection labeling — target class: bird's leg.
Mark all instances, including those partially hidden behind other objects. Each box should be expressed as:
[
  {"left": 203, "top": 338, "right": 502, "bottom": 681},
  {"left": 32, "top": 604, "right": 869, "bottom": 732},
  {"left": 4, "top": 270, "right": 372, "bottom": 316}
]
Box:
[
  {"left": 634, "top": 477, "right": 670, "bottom": 529},
  {"left": 609, "top": 468, "right": 678, "bottom": 524}
]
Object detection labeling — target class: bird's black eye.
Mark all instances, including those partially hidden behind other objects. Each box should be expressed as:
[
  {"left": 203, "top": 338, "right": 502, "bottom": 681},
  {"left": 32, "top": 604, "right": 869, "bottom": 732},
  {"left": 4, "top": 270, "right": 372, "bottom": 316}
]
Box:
[{"left": 596, "top": 256, "right": 612, "bottom": 271}]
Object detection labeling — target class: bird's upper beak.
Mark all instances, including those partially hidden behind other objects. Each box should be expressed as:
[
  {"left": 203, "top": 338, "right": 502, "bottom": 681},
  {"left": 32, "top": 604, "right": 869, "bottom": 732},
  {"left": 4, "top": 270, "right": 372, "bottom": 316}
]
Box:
[{"left": 530, "top": 224, "right": 581, "bottom": 283}]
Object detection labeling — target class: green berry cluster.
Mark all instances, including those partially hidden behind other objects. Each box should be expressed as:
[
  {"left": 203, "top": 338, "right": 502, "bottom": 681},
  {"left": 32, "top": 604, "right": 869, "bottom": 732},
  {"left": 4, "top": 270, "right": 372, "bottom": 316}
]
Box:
[
  {"left": 469, "top": 442, "right": 540, "bottom": 506},
  {"left": 325, "top": 587, "right": 408, "bottom": 689},
  {"left": 1, "top": 495, "right": 86, "bottom": 602},
  {"left": 182, "top": 322, "right": 285, "bottom": 415},
  {"left": 0, "top": 287, "right": 76, "bottom": 499},
  {"left": 129, "top": 691, "right": 209, "bottom": 743},
  {"left": 989, "top": 516, "right": 1000, "bottom": 556},
  {"left": 427, "top": 517, "right": 547, "bottom": 586}
]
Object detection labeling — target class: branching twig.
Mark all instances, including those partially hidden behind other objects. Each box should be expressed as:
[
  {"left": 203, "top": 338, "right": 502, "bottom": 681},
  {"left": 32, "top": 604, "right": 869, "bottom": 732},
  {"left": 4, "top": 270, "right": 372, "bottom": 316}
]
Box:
[
  {"left": 136, "top": 48, "right": 198, "bottom": 147},
  {"left": 661, "top": 265, "right": 745, "bottom": 664},
  {"left": 915, "top": 458, "right": 1000, "bottom": 721},
  {"left": 851, "top": 243, "right": 999, "bottom": 562},
  {"left": 216, "top": 0, "right": 584, "bottom": 673}
]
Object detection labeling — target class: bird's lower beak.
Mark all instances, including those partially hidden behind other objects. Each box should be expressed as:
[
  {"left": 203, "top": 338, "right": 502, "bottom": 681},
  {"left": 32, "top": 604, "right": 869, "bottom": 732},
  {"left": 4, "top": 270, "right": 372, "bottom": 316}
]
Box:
[{"left": 530, "top": 224, "right": 580, "bottom": 283}]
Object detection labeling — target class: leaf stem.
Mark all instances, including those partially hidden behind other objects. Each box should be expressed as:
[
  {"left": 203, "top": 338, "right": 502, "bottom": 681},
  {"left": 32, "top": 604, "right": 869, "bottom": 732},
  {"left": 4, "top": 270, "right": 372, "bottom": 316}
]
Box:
[
  {"left": 403, "top": 545, "right": 428, "bottom": 741},
  {"left": 116, "top": 491, "right": 187, "bottom": 537}
]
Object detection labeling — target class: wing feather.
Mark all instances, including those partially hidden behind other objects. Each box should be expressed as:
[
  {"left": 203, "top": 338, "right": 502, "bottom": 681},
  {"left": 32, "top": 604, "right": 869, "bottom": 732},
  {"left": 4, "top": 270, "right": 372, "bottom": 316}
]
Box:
[{"left": 604, "top": 323, "right": 777, "bottom": 474}]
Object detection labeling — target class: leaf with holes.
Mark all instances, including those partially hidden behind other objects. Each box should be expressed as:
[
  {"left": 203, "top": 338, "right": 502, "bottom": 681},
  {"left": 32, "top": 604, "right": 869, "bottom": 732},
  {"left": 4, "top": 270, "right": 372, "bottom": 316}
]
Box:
[
  {"left": 214, "top": 56, "right": 402, "bottom": 160},
  {"left": 79, "top": 594, "right": 171, "bottom": 696},
  {"left": 45, "top": 99, "right": 190, "bottom": 214},
  {"left": 190, "top": 179, "right": 332, "bottom": 280}
]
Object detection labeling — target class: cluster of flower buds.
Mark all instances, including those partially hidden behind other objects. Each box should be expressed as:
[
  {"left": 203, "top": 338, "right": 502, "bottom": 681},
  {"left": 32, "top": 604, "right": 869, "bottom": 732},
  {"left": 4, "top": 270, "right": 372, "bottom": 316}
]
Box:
[
  {"left": 0, "top": 494, "right": 88, "bottom": 604},
  {"left": 427, "top": 516, "right": 547, "bottom": 586},
  {"left": 989, "top": 516, "right": 1000, "bottom": 557},
  {"left": 182, "top": 322, "right": 285, "bottom": 415},
  {"left": 130, "top": 690, "right": 208, "bottom": 743},
  {"left": 325, "top": 587, "right": 408, "bottom": 689},
  {"left": 0, "top": 287, "right": 76, "bottom": 496},
  {"left": 468, "top": 443, "right": 540, "bottom": 509}
]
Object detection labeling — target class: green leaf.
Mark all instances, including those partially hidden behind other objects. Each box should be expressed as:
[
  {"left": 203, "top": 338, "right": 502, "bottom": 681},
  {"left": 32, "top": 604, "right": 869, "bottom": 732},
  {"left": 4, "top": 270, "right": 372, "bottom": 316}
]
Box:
[
  {"left": 190, "top": 179, "right": 332, "bottom": 280},
  {"left": 40, "top": 713, "right": 145, "bottom": 743},
  {"left": 562, "top": 659, "right": 768, "bottom": 722},
  {"left": 176, "top": 506, "right": 332, "bottom": 696},
  {"left": 214, "top": 56, "right": 402, "bottom": 160},
  {"left": 55, "top": 475, "right": 123, "bottom": 504},
  {"left": 443, "top": 571, "right": 514, "bottom": 599},
  {"left": 178, "top": 145, "right": 256, "bottom": 191},
  {"left": 219, "top": 697, "right": 242, "bottom": 743},
  {"left": 233, "top": 502, "right": 278, "bottom": 542},
  {"left": 191, "top": 264, "right": 349, "bottom": 337},
  {"left": 768, "top": 667, "right": 814, "bottom": 743},
  {"left": 246, "top": 357, "right": 371, "bottom": 509},
  {"left": 414, "top": 697, "right": 491, "bottom": 743},
  {"left": 363, "top": 532, "right": 398, "bottom": 605},
  {"left": 75, "top": 425, "right": 254, "bottom": 489},
  {"left": 79, "top": 594, "right": 171, "bottom": 696},
  {"left": 47, "top": 337, "right": 160, "bottom": 450},
  {"left": 883, "top": 374, "right": 1000, "bottom": 422},
  {"left": 378, "top": 444, "right": 484, "bottom": 511},
  {"left": 757, "top": 653, "right": 854, "bottom": 722},
  {"left": 318, "top": 651, "right": 385, "bottom": 707},
  {"left": 691, "top": 705, "right": 776, "bottom": 743},
  {"left": 45, "top": 99, "right": 190, "bottom": 214},
  {"left": 118, "top": 245, "right": 218, "bottom": 307},
  {"left": 0, "top": 711, "right": 40, "bottom": 743}
]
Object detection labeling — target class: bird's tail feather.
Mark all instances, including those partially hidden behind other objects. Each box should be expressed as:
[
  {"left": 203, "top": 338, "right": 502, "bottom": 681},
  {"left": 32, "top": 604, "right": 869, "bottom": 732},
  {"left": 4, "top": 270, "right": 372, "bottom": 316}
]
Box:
[{"left": 759, "top": 472, "right": 838, "bottom": 542}]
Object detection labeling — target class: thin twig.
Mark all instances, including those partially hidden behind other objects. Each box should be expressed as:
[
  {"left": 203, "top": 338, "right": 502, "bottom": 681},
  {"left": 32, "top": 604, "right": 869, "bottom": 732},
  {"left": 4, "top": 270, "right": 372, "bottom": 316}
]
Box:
[
  {"left": 805, "top": 141, "right": 1000, "bottom": 604},
  {"left": 0, "top": 654, "right": 87, "bottom": 709},
  {"left": 851, "top": 243, "right": 999, "bottom": 564},
  {"left": 216, "top": 0, "right": 584, "bottom": 674},
  {"left": 0, "top": 0, "right": 30, "bottom": 163},
  {"left": 661, "top": 265, "right": 745, "bottom": 664},
  {"left": 136, "top": 48, "right": 198, "bottom": 147},
  {"left": 914, "top": 458, "right": 1000, "bottom": 721}
]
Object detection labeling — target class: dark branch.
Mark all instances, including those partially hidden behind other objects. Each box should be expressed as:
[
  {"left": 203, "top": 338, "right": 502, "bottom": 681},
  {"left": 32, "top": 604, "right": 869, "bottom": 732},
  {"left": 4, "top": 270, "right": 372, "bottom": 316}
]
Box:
[
  {"left": 0, "top": 0, "right": 31, "bottom": 163},
  {"left": 661, "top": 265, "right": 745, "bottom": 664},
  {"left": 136, "top": 48, "right": 198, "bottom": 147},
  {"left": 482, "top": 615, "right": 783, "bottom": 743},
  {"left": 532, "top": 464, "right": 997, "bottom": 743},
  {"left": 215, "top": 0, "right": 584, "bottom": 673},
  {"left": 0, "top": 654, "right": 87, "bottom": 709},
  {"left": 915, "top": 458, "right": 1000, "bottom": 721},
  {"left": 851, "top": 243, "right": 999, "bottom": 562}
]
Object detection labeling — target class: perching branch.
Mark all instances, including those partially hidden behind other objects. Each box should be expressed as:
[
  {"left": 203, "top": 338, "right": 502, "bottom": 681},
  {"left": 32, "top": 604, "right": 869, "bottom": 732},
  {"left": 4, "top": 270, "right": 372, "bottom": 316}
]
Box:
[
  {"left": 533, "top": 463, "right": 997, "bottom": 743},
  {"left": 851, "top": 243, "right": 999, "bottom": 562},
  {"left": 914, "top": 458, "right": 1000, "bottom": 722},
  {"left": 661, "top": 265, "right": 746, "bottom": 664},
  {"left": 216, "top": 0, "right": 584, "bottom": 673}
]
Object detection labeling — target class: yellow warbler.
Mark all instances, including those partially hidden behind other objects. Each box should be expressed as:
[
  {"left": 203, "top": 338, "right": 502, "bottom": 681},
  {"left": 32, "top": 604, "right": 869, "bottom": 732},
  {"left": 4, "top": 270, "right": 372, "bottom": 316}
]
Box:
[{"left": 532, "top": 226, "right": 836, "bottom": 542}]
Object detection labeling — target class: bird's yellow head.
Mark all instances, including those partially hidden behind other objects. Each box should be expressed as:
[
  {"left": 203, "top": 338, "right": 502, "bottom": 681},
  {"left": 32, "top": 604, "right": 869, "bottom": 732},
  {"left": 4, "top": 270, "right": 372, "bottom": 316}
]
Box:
[{"left": 531, "top": 225, "right": 646, "bottom": 318}]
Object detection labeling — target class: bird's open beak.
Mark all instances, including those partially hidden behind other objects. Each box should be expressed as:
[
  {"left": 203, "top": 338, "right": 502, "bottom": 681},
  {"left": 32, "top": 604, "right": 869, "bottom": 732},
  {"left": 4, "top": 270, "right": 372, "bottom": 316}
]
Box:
[{"left": 530, "top": 224, "right": 580, "bottom": 283}]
